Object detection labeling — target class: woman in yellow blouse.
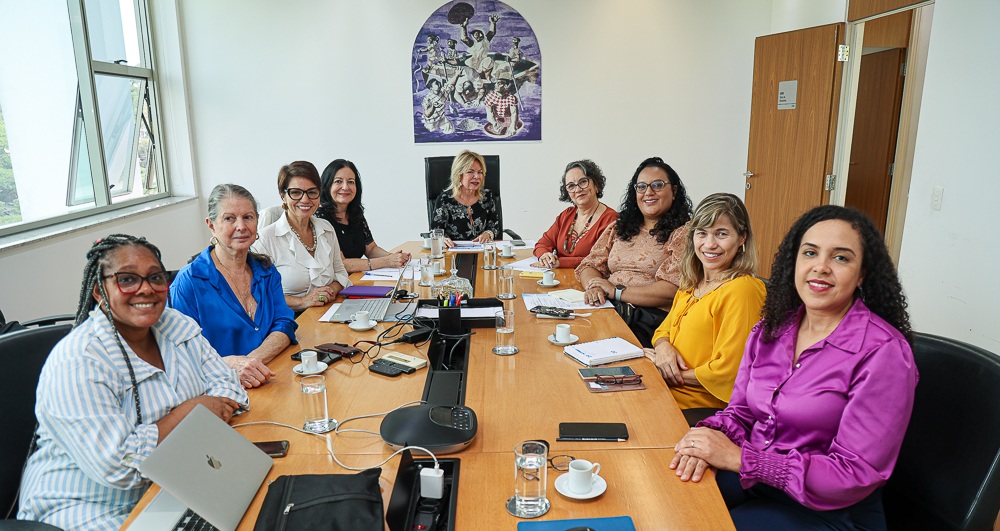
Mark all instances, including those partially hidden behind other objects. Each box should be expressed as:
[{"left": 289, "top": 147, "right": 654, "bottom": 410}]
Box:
[{"left": 646, "top": 193, "right": 765, "bottom": 414}]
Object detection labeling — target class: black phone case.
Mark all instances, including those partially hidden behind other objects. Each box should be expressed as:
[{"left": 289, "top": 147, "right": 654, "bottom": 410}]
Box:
[
  {"left": 369, "top": 363, "right": 403, "bottom": 377},
  {"left": 558, "top": 422, "right": 629, "bottom": 440}
]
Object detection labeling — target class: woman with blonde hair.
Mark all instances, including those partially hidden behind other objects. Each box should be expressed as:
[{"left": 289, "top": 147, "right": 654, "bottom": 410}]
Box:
[
  {"left": 646, "top": 193, "right": 766, "bottom": 416},
  {"left": 431, "top": 149, "right": 500, "bottom": 245}
]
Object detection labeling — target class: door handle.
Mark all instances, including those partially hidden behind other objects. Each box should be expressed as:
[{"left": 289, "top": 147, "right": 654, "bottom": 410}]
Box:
[{"left": 743, "top": 171, "right": 754, "bottom": 178}]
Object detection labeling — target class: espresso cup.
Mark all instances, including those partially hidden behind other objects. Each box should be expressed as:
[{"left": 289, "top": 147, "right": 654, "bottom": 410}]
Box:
[
  {"left": 500, "top": 242, "right": 513, "bottom": 256},
  {"left": 567, "top": 459, "right": 601, "bottom": 494},
  {"left": 352, "top": 310, "right": 372, "bottom": 327},
  {"left": 555, "top": 324, "right": 571, "bottom": 343},
  {"left": 542, "top": 270, "right": 556, "bottom": 285},
  {"left": 301, "top": 350, "right": 319, "bottom": 372}
]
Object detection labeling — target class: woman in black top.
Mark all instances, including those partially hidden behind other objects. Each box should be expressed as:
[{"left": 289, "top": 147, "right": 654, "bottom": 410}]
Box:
[
  {"left": 430, "top": 149, "right": 500, "bottom": 245},
  {"left": 317, "top": 159, "right": 410, "bottom": 273}
]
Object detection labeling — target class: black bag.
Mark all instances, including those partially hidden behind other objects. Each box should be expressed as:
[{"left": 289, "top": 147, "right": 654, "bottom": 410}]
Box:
[
  {"left": 612, "top": 301, "right": 667, "bottom": 348},
  {"left": 253, "top": 468, "right": 384, "bottom": 531}
]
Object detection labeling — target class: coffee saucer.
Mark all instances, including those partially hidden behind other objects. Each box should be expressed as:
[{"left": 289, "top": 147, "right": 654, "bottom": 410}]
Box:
[
  {"left": 500, "top": 253, "right": 516, "bottom": 258},
  {"left": 537, "top": 280, "right": 560, "bottom": 288},
  {"left": 554, "top": 474, "right": 607, "bottom": 500},
  {"left": 349, "top": 321, "right": 377, "bottom": 332},
  {"left": 293, "top": 361, "right": 328, "bottom": 376},
  {"left": 547, "top": 334, "right": 579, "bottom": 347}
]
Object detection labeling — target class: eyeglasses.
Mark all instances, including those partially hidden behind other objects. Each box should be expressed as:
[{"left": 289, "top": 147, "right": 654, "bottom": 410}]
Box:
[
  {"left": 634, "top": 180, "right": 669, "bottom": 194},
  {"left": 102, "top": 272, "right": 170, "bottom": 294},
  {"left": 595, "top": 374, "right": 643, "bottom": 386},
  {"left": 521, "top": 454, "right": 575, "bottom": 481},
  {"left": 284, "top": 187, "right": 320, "bottom": 200},
  {"left": 563, "top": 177, "right": 591, "bottom": 193}
]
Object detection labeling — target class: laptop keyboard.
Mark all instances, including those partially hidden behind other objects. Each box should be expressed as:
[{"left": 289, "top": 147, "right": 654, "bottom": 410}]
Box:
[{"left": 173, "top": 508, "right": 219, "bottom": 531}]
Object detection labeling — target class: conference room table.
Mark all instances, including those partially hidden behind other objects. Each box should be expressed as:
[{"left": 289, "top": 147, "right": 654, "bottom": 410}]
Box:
[{"left": 124, "top": 242, "right": 734, "bottom": 530}]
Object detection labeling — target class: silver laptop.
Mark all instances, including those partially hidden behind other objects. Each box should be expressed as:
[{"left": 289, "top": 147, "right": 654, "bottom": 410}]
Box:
[
  {"left": 327, "top": 273, "right": 404, "bottom": 323},
  {"left": 128, "top": 405, "right": 272, "bottom": 531}
]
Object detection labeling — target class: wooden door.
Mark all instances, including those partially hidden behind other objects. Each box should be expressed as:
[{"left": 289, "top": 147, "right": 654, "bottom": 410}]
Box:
[
  {"left": 744, "top": 23, "right": 844, "bottom": 277},
  {"left": 845, "top": 48, "right": 906, "bottom": 234}
]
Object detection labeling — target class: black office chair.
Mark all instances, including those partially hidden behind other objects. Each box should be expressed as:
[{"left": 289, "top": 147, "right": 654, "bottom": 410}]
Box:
[
  {"left": 424, "top": 155, "right": 521, "bottom": 240},
  {"left": 883, "top": 332, "right": 1000, "bottom": 531},
  {"left": 0, "top": 324, "right": 72, "bottom": 520}
]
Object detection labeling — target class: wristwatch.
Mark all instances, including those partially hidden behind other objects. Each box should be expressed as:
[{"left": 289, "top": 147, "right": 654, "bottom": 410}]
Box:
[{"left": 614, "top": 284, "right": 626, "bottom": 301}]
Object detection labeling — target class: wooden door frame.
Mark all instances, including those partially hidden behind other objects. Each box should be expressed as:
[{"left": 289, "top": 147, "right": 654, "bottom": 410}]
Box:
[{"left": 829, "top": 2, "right": 934, "bottom": 263}]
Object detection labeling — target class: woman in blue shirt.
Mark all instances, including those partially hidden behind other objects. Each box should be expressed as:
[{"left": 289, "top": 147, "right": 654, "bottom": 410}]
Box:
[{"left": 171, "top": 184, "right": 297, "bottom": 388}]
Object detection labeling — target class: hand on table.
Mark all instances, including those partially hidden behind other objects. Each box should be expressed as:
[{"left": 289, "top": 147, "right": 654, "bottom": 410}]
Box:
[
  {"left": 583, "top": 278, "right": 614, "bottom": 305},
  {"left": 533, "top": 252, "right": 560, "bottom": 269},
  {"left": 383, "top": 251, "right": 411, "bottom": 268},
  {"left": 472, "top": 231, "right": 493, "bottom": 243},
  {"left": 670, "top": 427, "right": 742, "bottom": 482},
  {"left": 184, "top": 395, "right": 241, "bottom": 423},
  {"left": 304, "top": 286, "right": 336, "bottom": 307},
  {"left": 224, "top": 356, "right": 277, "bottom": 388}
]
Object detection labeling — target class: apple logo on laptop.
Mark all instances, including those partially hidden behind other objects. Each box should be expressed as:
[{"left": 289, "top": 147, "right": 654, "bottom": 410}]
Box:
[{"left": 206, "top": 455, "right": 222, "bottom": 470}]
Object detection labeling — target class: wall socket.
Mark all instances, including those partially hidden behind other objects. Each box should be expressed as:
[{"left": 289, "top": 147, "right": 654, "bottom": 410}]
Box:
[{"left": 931, "top": 186, "right": 944, "bottom": 211}]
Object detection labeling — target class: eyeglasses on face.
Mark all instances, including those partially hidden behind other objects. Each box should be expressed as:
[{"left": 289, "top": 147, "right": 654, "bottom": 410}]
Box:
[
  {"left": 102, "top": 272, "right": 170, "bottom": 294},
  {"left": 634, "top": 180, "right": 669, "bottom": 194},
  {"left": 595, "top": 374, "right": 643, "bottom": 385},
  {"left": 563, "top": 177, "right": 591, "bottom": 193},
  {"left": 284, "top": 187, "right": 320, "bottom": 200}
]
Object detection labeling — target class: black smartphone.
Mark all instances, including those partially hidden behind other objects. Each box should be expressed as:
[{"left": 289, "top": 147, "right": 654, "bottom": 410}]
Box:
[
  {"left": 557, "top": 422, "right": 629, "bottom": 441},
  {"left": 291, "top": 349, "right": 341, "bottom": 365},
  {"left": 253, "top": 440, "right": 289, "bottom": 457},
  {"left": 511, "top": 239, "right": 526, "bottom": 246}
]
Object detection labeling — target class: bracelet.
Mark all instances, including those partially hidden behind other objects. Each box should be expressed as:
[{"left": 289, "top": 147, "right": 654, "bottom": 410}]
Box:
[{"left": 367, "top": 258, "right": 372, "bottom": 270}]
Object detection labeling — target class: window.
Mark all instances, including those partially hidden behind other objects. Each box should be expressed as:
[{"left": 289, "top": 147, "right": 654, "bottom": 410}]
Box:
[{"left": 0, "top": 0, "right": 166, "bottom": 236}]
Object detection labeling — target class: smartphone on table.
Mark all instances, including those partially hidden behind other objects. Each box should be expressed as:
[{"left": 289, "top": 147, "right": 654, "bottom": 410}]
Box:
[{"left": 253, "top": 440, "right": 289, "bottom": 458}]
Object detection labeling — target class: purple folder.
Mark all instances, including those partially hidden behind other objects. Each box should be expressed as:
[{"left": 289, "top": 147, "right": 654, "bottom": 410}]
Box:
[{"left": 340, "top": 285, "right": 393, "bottom": 299}]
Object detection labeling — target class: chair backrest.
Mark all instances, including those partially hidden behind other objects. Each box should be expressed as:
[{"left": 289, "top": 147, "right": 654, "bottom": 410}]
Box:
[
  {"left": 424, "top": 155, "right": 502, "bottom": 235},
  {"left": 257, "top": 205, "right": 284, "bottom": 229},
  {"left": 0, "top": 324, "right": 72, "bottom": 518},
  {"left": 883, "top": 332, "right": 1000, "bottom": 531}
]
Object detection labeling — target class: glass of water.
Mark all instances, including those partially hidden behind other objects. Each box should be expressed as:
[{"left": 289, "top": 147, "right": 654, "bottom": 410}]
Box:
[
  {"left": 493, "top": 309, "right": 518, "bottom": 355},
  {"left": 300, "top": 375, "right": 332, "bottom": 433},
  {"left": 507, "top": 440, "right": 550, "bottom": 518},
  {"left": 497, "top": 266, "right": 516, "bottom": 300},
  {"left": 419, "top": 257, "right": 434, "bottom": 286},
  {"left": 430, "top": 228, "right": 445, "bottom": 258},
  {"left": 482, "top": 242, "right": 498, "bottom": 270},
  {"left": 399, "top": 265, "right": 416, "bottom": 298}
]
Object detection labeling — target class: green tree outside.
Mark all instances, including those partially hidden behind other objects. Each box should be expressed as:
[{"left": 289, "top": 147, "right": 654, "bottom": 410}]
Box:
[{"left": 0, "top": 105, "right": 23, "bottom": 225}]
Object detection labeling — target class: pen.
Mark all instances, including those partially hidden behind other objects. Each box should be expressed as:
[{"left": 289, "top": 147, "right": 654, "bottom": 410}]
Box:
[
  {"left": 366, "top": 272, "right": 395, "bottom": 278},
  {"left": 555, "top": 437, "right": 628, "bottom": 442}
]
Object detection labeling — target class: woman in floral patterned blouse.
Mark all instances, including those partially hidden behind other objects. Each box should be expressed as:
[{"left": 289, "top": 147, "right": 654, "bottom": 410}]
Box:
[{"left": 431, "top": 149, "right": 501, "bottom": 245}]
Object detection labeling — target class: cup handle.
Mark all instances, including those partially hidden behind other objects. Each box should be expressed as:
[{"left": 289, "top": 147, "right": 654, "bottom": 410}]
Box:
[{"left": 592, "top": 463, "right": 601, "bottom": 476}]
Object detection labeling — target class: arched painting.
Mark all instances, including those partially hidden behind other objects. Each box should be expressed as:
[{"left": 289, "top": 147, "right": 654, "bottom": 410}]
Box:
[{"left": 412, "top": 1, "right": 542, "bottom": 143}]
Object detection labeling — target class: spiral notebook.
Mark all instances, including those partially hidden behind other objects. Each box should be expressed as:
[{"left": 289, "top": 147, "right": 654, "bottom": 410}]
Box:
[{"left": 563, "top": 336, "right": 643, "bottom": 367}]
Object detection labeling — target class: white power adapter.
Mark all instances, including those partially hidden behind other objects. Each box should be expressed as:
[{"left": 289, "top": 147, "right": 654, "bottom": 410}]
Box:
[{"left": 419, "top": 466, "right": 445, "bottom": 499}]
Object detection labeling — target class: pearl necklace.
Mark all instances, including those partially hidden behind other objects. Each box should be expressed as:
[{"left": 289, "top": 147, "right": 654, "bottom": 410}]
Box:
[{"left": 289, "top": 219, "right": 317, "bottom": 253}]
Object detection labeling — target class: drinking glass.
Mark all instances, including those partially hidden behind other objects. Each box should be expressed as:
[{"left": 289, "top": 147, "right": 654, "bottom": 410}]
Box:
[
  {"left": 493, "top": 309, "right": 518, "bottom": 355},
  {"left": 300, "top": 375, "right": 332, "bottom": 433},
  {"left": 506, "top": 440, "right": 550, "bottom": 518},
  {"left": 430, "top": 228, "right": 445, "bottom": 258},
  {"left": 483, "top": 242, "right": 498, "bottom": 270},
  {"left": 399, "top": 265, "right": 416, "bottom": 298},
  {"left": 419, "top": 257, "right": 434, "bottom": 286},
  {"left": 497, "top": 266, "right": 516, "bottom": 300}
]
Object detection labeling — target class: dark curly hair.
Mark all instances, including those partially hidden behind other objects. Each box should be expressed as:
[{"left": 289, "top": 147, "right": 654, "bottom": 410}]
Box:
[
  {"left": 318, "top": 159, "right": 364, "bottom": 223},
  {"left": 760, "top": 205, "right": 911, "bottom": 343},
  {"left": 558, "top": 159, "right": 606, "bottom": 203},
  {"left": 615, "top": 157, "right": 692, "bottom": 243}
]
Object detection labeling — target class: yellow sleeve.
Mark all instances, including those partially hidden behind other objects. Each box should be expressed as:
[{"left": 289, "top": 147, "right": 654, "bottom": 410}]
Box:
[
  {"left": 651, "top": 289, "right": 690, "bottom": 345},
  {"left": 693, "top": 276, "right": 766, "bottom": 403}
]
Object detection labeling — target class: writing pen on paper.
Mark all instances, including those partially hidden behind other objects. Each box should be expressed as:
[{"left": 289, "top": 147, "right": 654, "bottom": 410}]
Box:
[
  {"left": 366, "top": 272, "right": 395, "bottom": 278},
  {"left": 555, "top": 437, "right": 628, "bottom": 442}
]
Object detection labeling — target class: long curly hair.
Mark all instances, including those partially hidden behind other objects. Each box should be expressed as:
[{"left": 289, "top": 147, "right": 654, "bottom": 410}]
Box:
[
  {"left": 318, "top": 159, "right": 365, "bottom": 223},
  {"left": 615, "top": 157, "right": 692, "bottom": 243},
  {"left": 760, "top": 205, "right": 911, "bottom": 343}
]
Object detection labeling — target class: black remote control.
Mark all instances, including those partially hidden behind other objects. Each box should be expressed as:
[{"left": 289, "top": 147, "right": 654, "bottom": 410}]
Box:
[
  {"left": 369, "top": 361, "right": 403, "bottom": 377},
  {"left": 373, "top": 358, "right": 416, "bottom": 374}
]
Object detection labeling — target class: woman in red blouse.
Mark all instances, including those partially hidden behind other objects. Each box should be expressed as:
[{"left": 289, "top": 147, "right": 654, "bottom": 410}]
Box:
[{"left": 533, "top": 160, "right": 617, "bottom": 269}]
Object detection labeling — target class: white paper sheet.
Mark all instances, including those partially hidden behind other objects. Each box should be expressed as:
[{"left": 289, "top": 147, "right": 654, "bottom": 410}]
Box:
[{"left": 521, "top": 293, "right": 614, "bottom": 311}]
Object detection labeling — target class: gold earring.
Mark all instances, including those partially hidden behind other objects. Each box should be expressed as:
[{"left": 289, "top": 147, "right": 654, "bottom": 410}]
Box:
[{"left": 210, "top": 236, "right": 219, "bottom": 245}]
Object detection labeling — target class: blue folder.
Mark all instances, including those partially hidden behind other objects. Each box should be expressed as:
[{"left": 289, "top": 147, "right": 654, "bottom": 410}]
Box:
[{"left": 517, "top": 515, "right": 636, "bottom": 531}]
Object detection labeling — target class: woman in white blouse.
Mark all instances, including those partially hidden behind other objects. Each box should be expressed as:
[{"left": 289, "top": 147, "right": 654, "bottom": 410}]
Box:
[{"left": 252, "top": 161, "right": 351, "bottom": 311}]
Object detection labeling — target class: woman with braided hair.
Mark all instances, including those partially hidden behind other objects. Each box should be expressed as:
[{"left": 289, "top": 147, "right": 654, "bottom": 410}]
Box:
[
  {"left": 18, "top": 234, "right": 247, "bottom": 530},
  {"left": 171, "top": 184, "right": 297, "bottom": 388}
]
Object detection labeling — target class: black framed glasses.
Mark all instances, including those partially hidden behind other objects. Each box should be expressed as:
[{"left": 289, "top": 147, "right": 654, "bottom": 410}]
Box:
[
  {"left": 284, "top": 187, "right": 320, "bottom": 200},
  {"left": 563, "top": 177, "right": 591, "bottom": 193},
  {"left": 102, "top": 272, "right": 170, "bottom": 294},
  {"left": 595, "top": 374, "right": 643, "bottom": 386},
  {"left": 634, "top": 180, "right": 669, "bottom": 194},
  {"left": 521, "top": 454, "right": 575, "bottom": 481}
]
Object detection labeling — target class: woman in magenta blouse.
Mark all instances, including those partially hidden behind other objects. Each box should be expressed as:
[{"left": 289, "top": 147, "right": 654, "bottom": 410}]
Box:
[{"left": 671, "top": 206, "right": 918, "bottom": 530}]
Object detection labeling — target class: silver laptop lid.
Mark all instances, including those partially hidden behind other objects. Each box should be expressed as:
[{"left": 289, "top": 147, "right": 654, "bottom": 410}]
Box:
[
  {"left": 328, "top": 271, "right": 405, "bottom": 322},
  {"left": 137, "top": 404, "right": 272, "bottom": 531}
]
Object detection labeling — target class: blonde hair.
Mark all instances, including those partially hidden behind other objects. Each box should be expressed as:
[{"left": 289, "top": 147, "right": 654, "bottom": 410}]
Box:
[
  {"left": 448, "top": 149, "right": 487, "bottom": 201},
  {"left": 678, "top": 193, "right": 759, "bottom": 289}
]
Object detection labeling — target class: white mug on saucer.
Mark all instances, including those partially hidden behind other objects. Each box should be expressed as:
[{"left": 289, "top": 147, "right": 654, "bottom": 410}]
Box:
[
  {"left": 555, "top": 324, "right": 571, "bottom": 343},
  {"left": 352, "top": 311, "right": 372, "bottom": 327},
  {"left": 567, "top": 459, "right": 601, "bottom": 494},
  {"left": 301, "top": 350, "right": 319, "bottom": 372},
  {"left": 542, "top": 270, "right": 556, "bottom": 285},
  {"left": 500, "top": 242, "right": 513, "bottom": 256}
]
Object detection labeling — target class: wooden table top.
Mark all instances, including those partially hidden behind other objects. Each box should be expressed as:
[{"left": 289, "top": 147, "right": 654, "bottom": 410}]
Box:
[{"left": 124, "top": 243, "right": 733, "bottom": 530}]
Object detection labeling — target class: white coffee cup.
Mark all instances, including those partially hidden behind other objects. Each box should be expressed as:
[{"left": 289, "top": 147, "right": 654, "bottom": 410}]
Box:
[
  {"left": 542, "top": 270, "right": 556, "bottom": 285},
  {"left": 423, "top": 236, "right": 432, "bottom": 248},
  {"left": 567, "top": 459, "right": 601, "bottom": 494},
  {"left": 301, "top": 350, "right": 319, "bottom": 372},
  {"left": 352, "top": 310, "right": 372, "bottom": 327},
  {"left": 434, "top": 261, "right": 445, "bottom": 274},
  {"left": 555, "top": 324, "right": 571, "bottom": 343},
  {"left": 500, "top": 242, "right": 513, "bottom": 256}
]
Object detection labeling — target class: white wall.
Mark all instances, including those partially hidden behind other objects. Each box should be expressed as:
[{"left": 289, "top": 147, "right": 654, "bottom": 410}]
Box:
[
  {"left": 897, "top": 0, "right": 1000, "bottom": 352},
  {"left": 177, "top": 0, "right": 771, "bottom": 248}
]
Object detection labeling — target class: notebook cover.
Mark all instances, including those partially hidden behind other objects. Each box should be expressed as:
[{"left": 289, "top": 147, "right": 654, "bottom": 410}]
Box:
[
  {"left": 340, "top": 285, "right": 393, "bottom": 298},
  {"left": 563, "top": 337, "right": 643, "bottom": 367},
  {"left": 517, "top": 516, "right": 636, "bottom": 530}
]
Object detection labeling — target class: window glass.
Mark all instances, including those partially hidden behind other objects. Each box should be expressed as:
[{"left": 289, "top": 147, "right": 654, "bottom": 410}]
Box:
[{"left": 84, "top": 0, "right": 142, "bottom": 67}]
